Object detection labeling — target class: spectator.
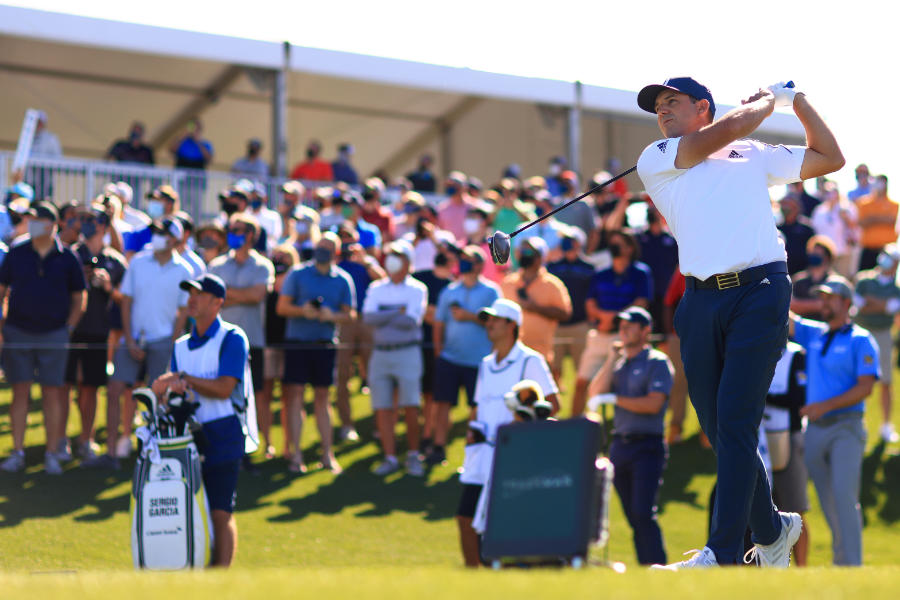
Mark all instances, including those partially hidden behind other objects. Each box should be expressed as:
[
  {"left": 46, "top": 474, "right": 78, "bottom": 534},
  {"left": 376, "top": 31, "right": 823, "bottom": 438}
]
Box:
[
  {"left": 764, "top": 341, "right": 810, "bottom": 566},
  {"left": 174, "top": 211, "right": 205, "bottom": 276},
  {"left": 231, "top": 138, "right": 269, "bottom": 178},
  {"left": 209, "top": 214, "right": 275, "bottom": 467},
  {"left": 57, "top": 201, "right": 82, "bottom": 247},
  {"left": 587, "top": 307, "right": 673, "bottom": 565},
  {"left": 545, "top": 155, "right": 567, "bottom": 198},
  {"left": 277, "top": 232, "right": 355, "bottom": 473},
  {"left": 406, "top": 216, "right": 453, "bottom": 273},
  {"left": 247, "top": 183, "right": 283, "bottom": 252},
  {"left": 406, "top": 154, "right": 437, "bottom": 193},
  {"left": 500, "top": 236, "right": 572, "bottom": 365},
  {"left": 638, "top": 205, "right": 679, "bottom": 332},
  {"left": 810, "top": 182, "right": 858, "bottom": 278},
  {"left": 331, "top": 143, "right": 359, "bottom": 185},
  {"left": 790, "top": 277, "right": 879, "bottom": 566},
  {"left": 169, "top": 118, "right": 213, "bottom": 170},
  {"left": 662, "top": 270, "right": 689, "bottom": 444},
  {"left": 395, "top": 192, "right": 426, "bottom": 240},
  {"left": 854, "top": 244, "right": 900, "bottom": 444},
  {"left": 0, "top": 182, "right": 33, "bottom": 242},
  {"left": 847, "top": 163, "right": 872, "bottom": 202},
  {"left": 502, "top": 163, "right": 521, "bottom": 181},
  {"left": 0, "top": 202, "right": 86, "bottom": 474},
  {"left": 262, "top": 243, "right": 299, "bottom": 458},
  {"left": 438, "top": 172, "right": 473, "bottom": 242},
  {"left": 314, "top": 185, "right": 344, "bottom": 232},
  {"left": 456, "top": 299, "right": 559, "bottom": 567},
  {"left": 546, "top": 230, "right": 595, "bottom": 387},
  {"left": 589, "top": 170, "right": 629, "bottom": 253},
  {"left": 290, "top": 140, "right": 333, "bottom": 182},
  {"left": 278, "top": 181, "right": 305, "bottom": 243},
  {"left": 467, "top": 177, "right": 483, "bottom": 200},
  {"left": 412, "top": 241, "right": 456, "bottom": 461},
  {"left": 856, "top": 175, "right": 897, "bottom": 272},
  {"left": 790, "top": 236, "right": 837, "bottom": 322},
  {"left": 97, "top": 217, "right": 192, "bottom": 466},
  {"left": 106, "top": 181, "right": 151, "bottom": 232},
  {"left": 492, "top": 179, "right": 535, "bottom": 236},
  {"left": 608, "top": 157, "right": 630, "bottom": 199},
  {"left": 431, "top": 245, "right": 500, "bottom": 466},
  {"left": 25, "top": 111, "right": 62, "bottom": 201},
  {"left": 783, "top": 181, "right": 820, "bottom": 218},
  {"left": 335, "top": 191, "right": 381, "bottom": 257},
  {"left": 216, "top": 182, "right": 268, "bottom": 253},
  {"left": 65, "top": 207, "right": 127, "bottom": 461},
  {"left": 196, "top": 222, "right": 228, "bottom": 266},
  {"left": 362, "top": 240, "right": 428, "bottom": 476},
  {"left": 461, "top": 202, "right": 505, "bottom": 284},
  {"left": 106, "top": 122, "right": 155, "bottom": 165},
  {"left": 291, "top": 205, "right": 321, "bottom": 262},
  {"left": 574, "top": 229, "right": 652, "bottom": 416},
  {"left": 146, "top": 184, "right": 180, "bottom": 220},
  {"left": 360, "top": 178, "right": 395, "bottom": 242},
  {"left": 523, "top": 190, "right": 572, "bottom": 260},
  {"left": 554, "top": 170, "right": 596, "bottom": 239},
  {"left": 778, "top": 195, "right": 815, "bottom": 275},
  {"left": 335, "top": 225, "right": 386, "bottom": 442}
]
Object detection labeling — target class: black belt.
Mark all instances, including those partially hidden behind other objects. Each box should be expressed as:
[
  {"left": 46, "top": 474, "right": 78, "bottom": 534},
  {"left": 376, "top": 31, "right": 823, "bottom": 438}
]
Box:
[
  {"left": 685, "top": 261, "right": 787, "bottom": 291},
  {"left": 374, "top": 341, "right": 420, "bottom": 352},
  {"left": 612, "top": 432, "right": 663, "bottom": 444}
]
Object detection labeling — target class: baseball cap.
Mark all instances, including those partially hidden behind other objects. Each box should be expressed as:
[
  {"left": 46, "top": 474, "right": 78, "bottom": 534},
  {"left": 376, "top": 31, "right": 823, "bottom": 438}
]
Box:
[
  {"left": 179, "top": 273, "right": 227, "bottom": 299},
  {"left": 478, "top": 298, "right": 523, "bottom": 326},
  {"left": 387, "top": 239, "right": 415, "bottom": 263},
  {"left": 281, "top": 180, "right": 305, "bottom": 196},
  {"left": 637, "top": 77, "right": 716, "bottom": 117},
  {"left": 27, "top": 201, "right": 59, "bottom": 221},
  {"left": 8, "top": 182, "right": 34, "bottom": 202},
  {"left": 114, "top": 181, "right": 133, "bottom": 204},
  {"left": 618, "top": 306, "right": 653, "bottom": 328},
  {"left": 812, "top": 276, "right": 853, "bottom": 300},
  {"left": 522, "top": 236, "right": 548, "bottom": 259},
  {"left": 150, "top": 217, "right": 184, "bottom": 239},
  {"left": 148, "top": 184, "right": 179, "bottom": 203}
]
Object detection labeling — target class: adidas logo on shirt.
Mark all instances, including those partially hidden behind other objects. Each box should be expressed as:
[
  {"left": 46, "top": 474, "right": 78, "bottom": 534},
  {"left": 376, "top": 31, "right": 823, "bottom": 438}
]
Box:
[
  {"left": 728, "top": 150, "right": 744, "bottom": 159},
  {"left": 657, "top": 141, "right": 669, "bottom": 153}
]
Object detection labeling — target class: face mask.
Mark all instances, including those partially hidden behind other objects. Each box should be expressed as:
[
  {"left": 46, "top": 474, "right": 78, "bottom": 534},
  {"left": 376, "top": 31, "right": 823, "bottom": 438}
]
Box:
[
  {"left": 561, "top": 238, "right": 575, "bottom": 252},
  {"left": 150, "top": 234, "right": 169, "bottom": 251},
  {"left": 222, "top": 202, "right": 239, "bottom": 216},
  {"left": 877, "top": 252, "right": 895, "bottom": 270},
  {"left": 306, "top": 148, "right": 316, "bottom": 159},
  {"left": 609, "top": 244, "right": 623, "bottom": 258},
  {"left": 28, "top": 220, "right": 49, "bottom": 238},
  {"left": 227, "top": 233, "right": 246, "bottom": 250},
  {"left": 249, "top": 199, "right": 263, "bottom": 210},
  {"left": 274, "top": 262, "right": 290, "bottom": 275},
  {"left": 385, "top": 254, "right": 405, "bottom": 275},
  {"left": 147, "top": 200, "right": 164, "bottom": 219},
  {"left": 80, "top": 221, "right": 98, "bottom": 239},
  {"left": 458, "top": 259, "right": 474, "bottom": 274},
  {"left": 445, "top": 185, "right": 458, "bottom": 196},
  {"left": 130, "top": 130, "right": 142, "bottom": 142},
  {"left": 548, "top": 164, "right": 562, "bottom": 176},
  {"left": 295, "top": 221, "right": 310, "bottom": 235},
  {"left": 198, "top": 236, "right": 219, "bottom": 250},
  {"left": 463, "top": 218, "right": 482, "bottom": 235},
  {"left": 434, "top": 253, "right": 449, "bottom": 268},
  {"left": 362, "top": 190, "right": 377, "bottom": 202},
  {"left": 807, "top": 253, "right": 825, "bottom": 267},
  {"left": 535, "top": 206, "right": 546, "bottom": 218},
  {"left": 519, "top": 252, "right": 536, "bottom": 268},
  {"left": 314, "top": 247, "right": 333, "bottom": 265}
]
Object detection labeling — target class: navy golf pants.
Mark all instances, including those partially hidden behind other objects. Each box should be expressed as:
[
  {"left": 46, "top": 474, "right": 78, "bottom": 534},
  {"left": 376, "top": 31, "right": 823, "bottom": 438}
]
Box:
[
  {"left": 610, "top": 437, "right": 667, "bottom": 565},
  {"left": 675, "top": 269, "right": 789, "bottom": 564}
]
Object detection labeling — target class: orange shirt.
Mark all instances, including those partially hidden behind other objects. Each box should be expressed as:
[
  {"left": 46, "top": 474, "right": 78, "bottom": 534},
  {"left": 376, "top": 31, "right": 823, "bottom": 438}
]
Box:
[
  {"left": 501, "top": 268, "right": 572, "bottom": 363},
  {"left": 857, "top": 195, "right": 898, "bottom": 249},
  {"left": 290, "top": 159, "right": 334, "bottom": 182}
]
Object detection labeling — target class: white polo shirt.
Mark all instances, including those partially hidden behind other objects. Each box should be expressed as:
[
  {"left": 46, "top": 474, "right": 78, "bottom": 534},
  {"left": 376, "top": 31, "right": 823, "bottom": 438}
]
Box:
[
  {"left": 637, "top": 137, "right": 805, "bottom": 280},
  {"left": 459, "top": 341, "right": 558, "bottom": 485},
  {"left": 121, "top": 250, "right": 192, "bottom": 341}
]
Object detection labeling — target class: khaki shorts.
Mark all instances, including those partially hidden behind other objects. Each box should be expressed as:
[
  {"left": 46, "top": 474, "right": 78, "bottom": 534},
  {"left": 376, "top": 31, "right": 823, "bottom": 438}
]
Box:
[
  {"left": 576, "top": 329, "right": 618, "bottom": 381},
  {"left": 870, "top": 327, "right": 893, "bottom": 384},
  {"left": 772, "top": 431, "right": 810, "bottom": 513},
  {"left": 552, "top": 321, "right": 591, "bottom": 374},
  {"left": 264, "top": 347, "right": 284, "bottom": 380}
]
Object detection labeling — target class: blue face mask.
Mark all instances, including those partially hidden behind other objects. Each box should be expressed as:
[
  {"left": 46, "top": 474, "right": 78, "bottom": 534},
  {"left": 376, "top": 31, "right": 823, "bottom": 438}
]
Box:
[
  {"left": 227, "top": 232, "right": 246, "bottom": 250},
  {"left": 445, "top": 185, "right": 458, "bottom": 196},
  {"left": 561, "top": 238, "right": 575, "bottom": 252},
  {"left": 314, "top": 247, "right": 333, "bottom": 265},
  {"left": 80, "top": 221, "right": 98, "bottom": 240},
  {"left": 249, "top": 199, "right": 263, "bottom": 210},
  {"left": 458, "top": 259, "right": 474, "bottom": 274},
  {"left": 807, "top": 253, "right": 824, "bottom": 267}
]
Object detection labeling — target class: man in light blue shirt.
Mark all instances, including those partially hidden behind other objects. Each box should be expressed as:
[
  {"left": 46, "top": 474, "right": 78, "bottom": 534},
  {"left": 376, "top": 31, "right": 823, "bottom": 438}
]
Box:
[
  {"left": 789, "top": 276, "right": 879, "bottom": 566},
  {"left": 430, "top": 246, "right": 500, "bottom": 465}
]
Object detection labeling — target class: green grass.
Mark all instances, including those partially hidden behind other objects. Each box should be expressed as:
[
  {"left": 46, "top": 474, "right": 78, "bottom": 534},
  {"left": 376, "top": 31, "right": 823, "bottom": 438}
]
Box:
[{"left": 2, "top": 360, "right": 900, "bottom": 597}]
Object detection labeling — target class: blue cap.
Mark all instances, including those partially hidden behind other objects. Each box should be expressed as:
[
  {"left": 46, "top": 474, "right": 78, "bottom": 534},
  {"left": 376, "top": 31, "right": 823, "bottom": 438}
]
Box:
[
  {"left": 9, "top": 182, "right": 34, "bottom": 202},
  {"left": 618, "top": 306, "right": 653, "bottom": 328},
  {"left": 637, "top": 77, "right": 716, "bottom": 118},
  {"left": 179, "top": 273, "right": 227, "bottom": 299}
]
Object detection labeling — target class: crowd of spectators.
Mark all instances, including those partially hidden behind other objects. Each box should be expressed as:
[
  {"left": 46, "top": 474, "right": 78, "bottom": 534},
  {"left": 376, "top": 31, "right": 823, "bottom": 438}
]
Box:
[{"left": 2, "top": 117, "right": 898, "bottom": 565}]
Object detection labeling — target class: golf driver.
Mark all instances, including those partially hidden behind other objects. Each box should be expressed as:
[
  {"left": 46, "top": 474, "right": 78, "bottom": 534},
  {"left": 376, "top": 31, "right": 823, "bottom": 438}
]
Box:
[{"left": 487, "top": 166, "right": 637, "bottom": 265}]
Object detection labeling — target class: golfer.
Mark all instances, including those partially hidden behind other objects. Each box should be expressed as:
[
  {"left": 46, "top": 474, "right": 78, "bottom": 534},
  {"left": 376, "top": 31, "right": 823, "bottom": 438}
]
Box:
[{"left": 636, "top": 78, "right": 844, "bottom": 568}]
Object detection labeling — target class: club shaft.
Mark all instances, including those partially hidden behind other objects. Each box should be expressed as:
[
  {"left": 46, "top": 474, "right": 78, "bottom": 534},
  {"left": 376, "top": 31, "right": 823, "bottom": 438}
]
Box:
[{"left": 510, "top": 166, "right": 637, "bottom": 238}]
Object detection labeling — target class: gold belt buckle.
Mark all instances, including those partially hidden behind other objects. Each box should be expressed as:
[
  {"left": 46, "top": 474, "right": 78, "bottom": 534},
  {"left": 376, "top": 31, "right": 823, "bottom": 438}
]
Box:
[{"left": 715, "top": 272, "right": 740, "bottom": 290}]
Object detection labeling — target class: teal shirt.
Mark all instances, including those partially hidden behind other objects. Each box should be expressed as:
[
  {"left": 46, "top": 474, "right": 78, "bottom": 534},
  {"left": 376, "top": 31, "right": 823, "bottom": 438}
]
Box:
[{"left": 854, "top": 270, "right": 900, "bottom": 331}]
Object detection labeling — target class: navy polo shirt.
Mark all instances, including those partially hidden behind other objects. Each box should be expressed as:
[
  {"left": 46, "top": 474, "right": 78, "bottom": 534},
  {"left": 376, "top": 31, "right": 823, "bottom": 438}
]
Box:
[
  {"left": 282, "top": 263, "right": 356, "bottom": 342},
  {"left": 637, "top": 231, "right": 678, "bottom": 300},
  {"left": 338, "top": 259, "right": 371, "bottom": 312},
  {"left": 587, "top": 261, "right": 653, "bottom": 312},
  {"left": 0, "top": 236, "right": 86, "bottom": 332},
  {"left": 547, "top": 257, "right": 596, "bottom": 324},
  {"left": 611, "top": 347, "right": 673, "bottom": 435},
  {"left": 792, "top": 318, "right": 880, "bottom": 418}
]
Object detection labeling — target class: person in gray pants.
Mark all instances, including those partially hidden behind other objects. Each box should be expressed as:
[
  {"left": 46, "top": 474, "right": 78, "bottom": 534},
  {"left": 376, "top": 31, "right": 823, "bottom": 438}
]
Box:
[{"left": 789, "top": 277, "right": 879, "bottom": 566}]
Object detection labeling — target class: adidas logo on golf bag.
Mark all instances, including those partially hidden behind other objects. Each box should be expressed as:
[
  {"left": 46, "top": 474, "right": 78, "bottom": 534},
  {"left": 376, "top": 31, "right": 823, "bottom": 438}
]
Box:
[{"left": 157, "top": 464, "right": 176, "bottom": 480}]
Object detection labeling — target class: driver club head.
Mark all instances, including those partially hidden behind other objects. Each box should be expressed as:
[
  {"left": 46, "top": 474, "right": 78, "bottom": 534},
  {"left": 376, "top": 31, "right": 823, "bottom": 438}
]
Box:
[{"left": 488, "top": 231, "right": 511, "bottom": 265}]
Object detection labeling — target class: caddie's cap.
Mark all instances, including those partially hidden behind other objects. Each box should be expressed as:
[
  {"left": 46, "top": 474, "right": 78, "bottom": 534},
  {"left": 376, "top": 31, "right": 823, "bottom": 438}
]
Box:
[
  {"left": 479, "top": 298, "right": 523, "bottom": 326},
  {"left": 618, "top": 306, "right": 653, "bottom": 328},
  {"left": 812, "top": 276, "right": 853, "bottom": 300},
  {"left": 179, "top": 273, "right": 227, "bottom": 299},
  {"left": 638, "top": 77, "right": 716, "bottom": 118},
  {"left": 27, "top": 201, "right": 59, "bottom": 221}
]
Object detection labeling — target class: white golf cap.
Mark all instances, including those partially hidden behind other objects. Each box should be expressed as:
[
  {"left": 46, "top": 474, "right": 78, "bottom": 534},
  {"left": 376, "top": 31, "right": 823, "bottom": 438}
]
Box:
[
  {"left": 478, "top": 298, "right": 523, "bottom": 326},
  {"left": 387, "top": 239, "right": 415, "bottom": 263}
]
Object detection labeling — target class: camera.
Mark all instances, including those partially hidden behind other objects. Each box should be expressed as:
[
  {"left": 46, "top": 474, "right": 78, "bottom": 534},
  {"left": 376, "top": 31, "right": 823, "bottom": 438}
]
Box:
[{"left": 310, "top": 296, "right": 324, "bottom": 309}]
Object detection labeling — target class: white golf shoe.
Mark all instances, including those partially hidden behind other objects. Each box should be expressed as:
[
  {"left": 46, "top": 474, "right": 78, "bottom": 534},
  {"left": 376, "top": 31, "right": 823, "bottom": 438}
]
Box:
[
  {"left": 651, "top": 546, "right": 718, "bottom": 570},
  {"left": 743, "top": 512, "right": 802, "bottom": 567}
]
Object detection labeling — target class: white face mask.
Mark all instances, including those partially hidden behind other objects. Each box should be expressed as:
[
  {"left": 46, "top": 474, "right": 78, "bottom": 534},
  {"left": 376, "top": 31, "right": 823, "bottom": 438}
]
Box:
[
  {"left": 150, "top": 233, "right": 169, "bottom": 251},
  {"left": 877, "top": 252, "right": 896, "bottom": 271},
  {"left": 384, "top": 254, "right": 405, "bottom": 275},
  {"left": 463, "top": 218, "right": 482, "bottom": 235},
  {"left": 28, "top": 220, "right": 49, "bottom": 238},
  {"left": 147, "top": 200, "right": 165, "bottom": 219}
]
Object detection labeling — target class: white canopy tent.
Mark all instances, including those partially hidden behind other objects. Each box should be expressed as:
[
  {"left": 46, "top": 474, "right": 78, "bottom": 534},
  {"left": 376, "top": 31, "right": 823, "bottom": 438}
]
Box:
[{"left": 0, "top": 5, "right": 805, "bottom": 191}]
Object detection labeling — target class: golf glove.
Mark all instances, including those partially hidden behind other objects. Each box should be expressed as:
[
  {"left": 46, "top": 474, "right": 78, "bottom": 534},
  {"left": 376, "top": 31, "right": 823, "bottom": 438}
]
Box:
[
  {"left": 588, "top": 393, "right": 617, "bottom": 412},
  {"left": 767, "top": 81, "right": 797, "bottom": 108}
]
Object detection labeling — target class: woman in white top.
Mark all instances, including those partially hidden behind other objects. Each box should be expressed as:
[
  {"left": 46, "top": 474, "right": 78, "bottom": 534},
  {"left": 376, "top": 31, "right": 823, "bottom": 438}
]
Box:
[{"left": 810, "top": 182, "right": 858, "bottom": 278}]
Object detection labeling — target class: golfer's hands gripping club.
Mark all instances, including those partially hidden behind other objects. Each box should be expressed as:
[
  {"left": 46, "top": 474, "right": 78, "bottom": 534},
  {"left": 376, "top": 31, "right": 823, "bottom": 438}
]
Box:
[{"left": 766, "top": 80, "right": 797, "bottom": 108}]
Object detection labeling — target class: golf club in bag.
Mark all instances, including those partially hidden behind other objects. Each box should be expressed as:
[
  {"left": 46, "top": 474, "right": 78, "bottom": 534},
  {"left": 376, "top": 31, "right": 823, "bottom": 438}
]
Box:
[
  {"left": 487, "top": 166, "right": 637, "bottom": 265},
  {"left": 130, "top": 387, "right": 213, "bottom": 570}
]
